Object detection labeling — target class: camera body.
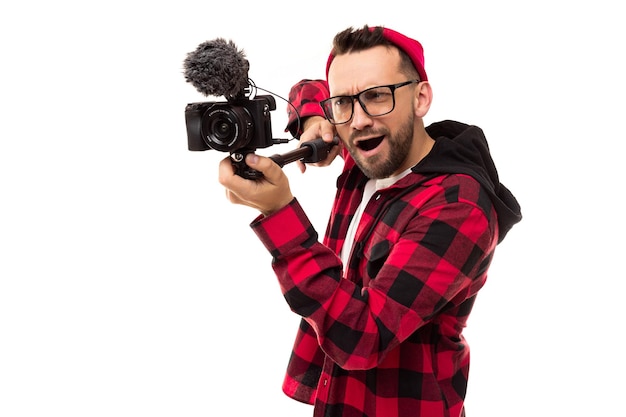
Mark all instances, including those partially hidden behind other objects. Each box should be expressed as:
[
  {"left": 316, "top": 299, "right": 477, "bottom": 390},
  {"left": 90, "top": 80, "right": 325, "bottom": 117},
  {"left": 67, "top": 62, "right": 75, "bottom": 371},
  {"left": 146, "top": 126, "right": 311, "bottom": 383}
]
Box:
[{"left": 185, "top": 94, "right": 276, "bottom": 153}]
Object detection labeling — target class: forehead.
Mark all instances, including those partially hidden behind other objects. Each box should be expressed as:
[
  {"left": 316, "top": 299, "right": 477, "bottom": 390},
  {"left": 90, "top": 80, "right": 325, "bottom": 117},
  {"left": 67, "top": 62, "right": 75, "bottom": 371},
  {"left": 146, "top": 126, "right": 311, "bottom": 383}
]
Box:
[{"left": 327, "top": 46, "right": 402, "bottom": 96}]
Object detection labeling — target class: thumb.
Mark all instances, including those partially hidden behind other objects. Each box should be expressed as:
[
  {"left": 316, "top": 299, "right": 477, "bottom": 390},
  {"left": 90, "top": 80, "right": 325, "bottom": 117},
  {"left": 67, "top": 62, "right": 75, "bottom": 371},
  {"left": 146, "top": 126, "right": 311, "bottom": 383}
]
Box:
[{"left": 245, "top": 153, "right": 281, "bottom": 181}]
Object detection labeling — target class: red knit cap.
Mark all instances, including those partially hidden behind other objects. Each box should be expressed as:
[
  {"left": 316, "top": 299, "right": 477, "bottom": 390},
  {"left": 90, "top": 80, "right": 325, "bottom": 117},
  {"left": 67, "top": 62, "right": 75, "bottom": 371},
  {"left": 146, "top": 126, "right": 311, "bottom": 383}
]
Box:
[{"left": 325, "top": 26, "right": 428, "bottom": 82}]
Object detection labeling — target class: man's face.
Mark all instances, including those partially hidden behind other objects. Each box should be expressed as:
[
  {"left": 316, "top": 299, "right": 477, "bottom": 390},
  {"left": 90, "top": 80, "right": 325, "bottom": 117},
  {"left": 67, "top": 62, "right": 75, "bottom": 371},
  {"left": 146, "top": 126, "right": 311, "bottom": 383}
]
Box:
[{"left": 328, "top": 46, "right": 417, "bottom": 179}]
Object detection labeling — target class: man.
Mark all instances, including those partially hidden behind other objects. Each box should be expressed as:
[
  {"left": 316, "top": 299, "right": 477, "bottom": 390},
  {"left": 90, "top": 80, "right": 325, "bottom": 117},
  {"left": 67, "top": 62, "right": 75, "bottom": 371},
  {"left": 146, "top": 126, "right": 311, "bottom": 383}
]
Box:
[{"left": 219, "top": 25, "right": 521, "bottom": 417}]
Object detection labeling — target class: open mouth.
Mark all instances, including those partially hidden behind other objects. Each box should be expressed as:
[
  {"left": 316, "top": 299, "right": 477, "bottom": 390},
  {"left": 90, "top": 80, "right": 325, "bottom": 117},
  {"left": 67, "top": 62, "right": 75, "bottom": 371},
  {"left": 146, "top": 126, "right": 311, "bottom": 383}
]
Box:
[{"left": 356, "top": 136, "right": 384, "bottom": 151}]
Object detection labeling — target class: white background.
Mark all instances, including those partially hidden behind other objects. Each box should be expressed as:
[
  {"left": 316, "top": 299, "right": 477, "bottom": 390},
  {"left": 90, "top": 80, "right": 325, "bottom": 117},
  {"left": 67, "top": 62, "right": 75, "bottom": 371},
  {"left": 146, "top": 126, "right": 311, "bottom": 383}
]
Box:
[{"left": 1, "top": 1, "right": 624, "bottom": 416}]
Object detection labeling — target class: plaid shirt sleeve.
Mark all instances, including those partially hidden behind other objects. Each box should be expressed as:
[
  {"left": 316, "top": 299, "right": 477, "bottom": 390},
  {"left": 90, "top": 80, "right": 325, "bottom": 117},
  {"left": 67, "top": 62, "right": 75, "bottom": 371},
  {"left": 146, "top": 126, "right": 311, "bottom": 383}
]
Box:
[
  {"left": 251, "top": 175, "right": 497, "bottom": 370},
  {"left": 284, "top": 79, "right": 329, "bottom": 138}
]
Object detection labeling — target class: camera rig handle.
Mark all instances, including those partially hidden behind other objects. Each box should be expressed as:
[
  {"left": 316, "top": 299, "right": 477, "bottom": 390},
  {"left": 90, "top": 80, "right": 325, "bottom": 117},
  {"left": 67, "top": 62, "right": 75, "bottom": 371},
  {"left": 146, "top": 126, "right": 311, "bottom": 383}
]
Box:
[
  {"left": 269, "top": 137, "right": 339, "bottom": 167},
  {"left": 231, "top": 137, "right": 339, "bottom": 179},
  {"left": 230, "top": 150, "right": 264, "bottom": 179}
]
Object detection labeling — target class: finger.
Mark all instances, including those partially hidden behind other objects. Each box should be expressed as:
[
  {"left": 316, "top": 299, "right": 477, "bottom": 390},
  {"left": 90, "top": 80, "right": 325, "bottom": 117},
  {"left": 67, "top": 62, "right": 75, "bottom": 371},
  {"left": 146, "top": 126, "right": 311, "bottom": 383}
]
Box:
[
  {"left": 218, "top": 156, "right": 236, "bottom": 187},
  {"left": 333, "top": 139, "right": 343, "bottom": 155},
  {"left": 224, "top": 188, "right": 244, "bottom": 206},
  {"left": 299, "top": 123, "right": 324, "bottom": 145},
  {"left": 218, "top": 156, "right": 256, "bottom": 198},
  {"left": 245, "top": 154, "right": 283, "bottom": 184},
  {"left": 321, "top": 123, "right": 337, "bottom": 144}
]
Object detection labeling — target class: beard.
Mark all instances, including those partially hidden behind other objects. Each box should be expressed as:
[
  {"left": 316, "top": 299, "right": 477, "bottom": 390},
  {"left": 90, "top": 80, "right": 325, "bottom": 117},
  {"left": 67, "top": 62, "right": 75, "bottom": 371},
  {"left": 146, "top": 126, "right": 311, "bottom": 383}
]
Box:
[{"left": 346, "top": 115, "right": 415, "bottom": 179}]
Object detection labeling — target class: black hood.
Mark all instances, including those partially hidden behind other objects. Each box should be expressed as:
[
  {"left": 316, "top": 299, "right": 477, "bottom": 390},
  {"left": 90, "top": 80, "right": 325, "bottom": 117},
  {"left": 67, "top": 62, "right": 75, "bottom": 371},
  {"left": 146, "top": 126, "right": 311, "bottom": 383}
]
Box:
[{"left": 414, "top": 120, "right": 522, "bottom": 243}]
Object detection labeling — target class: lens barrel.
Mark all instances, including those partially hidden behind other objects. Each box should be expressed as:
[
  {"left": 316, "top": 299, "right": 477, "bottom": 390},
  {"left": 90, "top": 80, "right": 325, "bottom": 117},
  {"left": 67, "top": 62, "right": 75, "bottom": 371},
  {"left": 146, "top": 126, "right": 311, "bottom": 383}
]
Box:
[{"left": 202, "top": 104, "right": 253, "bottom": 152}]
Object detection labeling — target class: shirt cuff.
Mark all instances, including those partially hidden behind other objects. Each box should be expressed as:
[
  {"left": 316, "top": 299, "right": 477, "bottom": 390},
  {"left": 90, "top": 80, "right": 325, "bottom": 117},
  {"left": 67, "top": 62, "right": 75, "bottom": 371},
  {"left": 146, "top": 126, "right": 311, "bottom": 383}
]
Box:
[{"left": 250, "top": 198, "right": 315, "bottom": 257}]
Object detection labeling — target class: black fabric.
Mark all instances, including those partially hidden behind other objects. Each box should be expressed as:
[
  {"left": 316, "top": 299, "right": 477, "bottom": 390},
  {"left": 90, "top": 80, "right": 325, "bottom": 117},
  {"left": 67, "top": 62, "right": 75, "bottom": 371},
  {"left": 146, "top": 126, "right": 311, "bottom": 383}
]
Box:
[{"left": 416, "top": 120, "right": 522, "bottom": 243}]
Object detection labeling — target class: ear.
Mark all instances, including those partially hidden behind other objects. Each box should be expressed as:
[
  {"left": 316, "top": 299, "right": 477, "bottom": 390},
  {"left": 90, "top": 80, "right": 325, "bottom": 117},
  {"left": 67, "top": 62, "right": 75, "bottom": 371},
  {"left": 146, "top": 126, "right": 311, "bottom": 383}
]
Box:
[{"left": 413, "top": 81, "right": 433, "bottom": 118}]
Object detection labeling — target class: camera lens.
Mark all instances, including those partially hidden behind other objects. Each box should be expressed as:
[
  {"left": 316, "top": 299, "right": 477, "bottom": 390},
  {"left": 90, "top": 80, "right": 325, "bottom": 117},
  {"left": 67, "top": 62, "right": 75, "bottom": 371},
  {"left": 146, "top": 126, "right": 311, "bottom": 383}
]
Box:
[{"left": 202, "top": 104, "right": 253, "bottom": 152}]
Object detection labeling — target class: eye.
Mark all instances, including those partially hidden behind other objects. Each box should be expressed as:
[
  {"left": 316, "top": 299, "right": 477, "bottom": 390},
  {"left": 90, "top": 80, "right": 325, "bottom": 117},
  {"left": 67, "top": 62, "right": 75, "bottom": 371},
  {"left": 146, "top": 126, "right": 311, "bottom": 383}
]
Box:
[
  {"left": 333, "top": 96, "right": 351, "bottom": 108},
  {"left": 361, "top": 88, "right": 391, "bottom": 103}
]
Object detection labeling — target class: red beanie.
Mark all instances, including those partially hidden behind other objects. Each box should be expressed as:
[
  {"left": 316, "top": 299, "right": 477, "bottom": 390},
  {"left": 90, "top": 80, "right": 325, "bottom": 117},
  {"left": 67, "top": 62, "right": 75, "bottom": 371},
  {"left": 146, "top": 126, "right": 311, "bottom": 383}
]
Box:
[{"left": 325, "top": 26, "right": 428, "bottom": 82}]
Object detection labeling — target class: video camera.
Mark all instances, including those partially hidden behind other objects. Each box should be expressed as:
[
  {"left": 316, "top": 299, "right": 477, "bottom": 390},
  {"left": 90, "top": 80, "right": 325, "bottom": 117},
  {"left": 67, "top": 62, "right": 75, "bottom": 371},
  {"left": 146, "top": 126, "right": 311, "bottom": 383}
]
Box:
[{"left": 183, "top": 38, "right": 336, "bottom": 179}]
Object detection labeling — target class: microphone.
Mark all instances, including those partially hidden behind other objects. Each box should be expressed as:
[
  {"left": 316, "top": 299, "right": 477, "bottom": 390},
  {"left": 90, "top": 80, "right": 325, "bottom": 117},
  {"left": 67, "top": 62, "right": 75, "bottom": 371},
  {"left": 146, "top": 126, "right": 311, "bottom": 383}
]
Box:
[{"left": 183, "top": 38, "right": 250, "bottom": 99}]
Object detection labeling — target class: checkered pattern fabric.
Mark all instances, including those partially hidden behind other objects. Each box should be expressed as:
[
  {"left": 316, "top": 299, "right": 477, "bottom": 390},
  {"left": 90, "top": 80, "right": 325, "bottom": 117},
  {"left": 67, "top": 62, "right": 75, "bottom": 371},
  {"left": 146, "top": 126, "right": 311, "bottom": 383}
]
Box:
[{"left": 249, "top": 79, "right": 520, "bottom": 417}]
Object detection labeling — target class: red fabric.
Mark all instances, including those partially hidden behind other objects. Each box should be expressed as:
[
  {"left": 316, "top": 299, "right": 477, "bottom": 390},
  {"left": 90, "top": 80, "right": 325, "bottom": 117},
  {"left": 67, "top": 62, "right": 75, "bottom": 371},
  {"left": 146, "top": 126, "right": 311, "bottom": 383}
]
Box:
[
  {"left": 253, "top": 174, "right": 496, "bottom": 416},
  {"left": 325, "top": 27, "right": 428, "bottom": 82},
  {"left": 284, "top": 79, "right": 329, "bottom": 138},
  {"left": 253, "top": 79, "right": 504, "bottom": 417}
]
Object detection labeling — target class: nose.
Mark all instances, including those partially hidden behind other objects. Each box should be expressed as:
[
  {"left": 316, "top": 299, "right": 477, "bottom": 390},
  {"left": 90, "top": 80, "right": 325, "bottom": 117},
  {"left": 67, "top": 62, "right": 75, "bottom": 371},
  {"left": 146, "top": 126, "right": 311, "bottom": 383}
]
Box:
[{"left": 350, "top": 99, "right": 373, "bottom": 130}]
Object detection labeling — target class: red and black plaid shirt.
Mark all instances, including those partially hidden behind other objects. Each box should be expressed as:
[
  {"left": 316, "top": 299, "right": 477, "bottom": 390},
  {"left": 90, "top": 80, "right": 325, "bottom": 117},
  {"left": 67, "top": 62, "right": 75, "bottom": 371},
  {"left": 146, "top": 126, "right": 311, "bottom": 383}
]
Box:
[{"left": 251, "top": 80, "right": 500, "bottom": 417}]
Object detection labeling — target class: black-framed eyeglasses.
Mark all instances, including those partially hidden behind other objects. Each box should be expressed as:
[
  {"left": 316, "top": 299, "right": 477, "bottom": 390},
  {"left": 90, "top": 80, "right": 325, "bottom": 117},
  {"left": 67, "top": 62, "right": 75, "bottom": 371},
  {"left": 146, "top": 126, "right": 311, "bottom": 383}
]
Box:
[{"left": 319, "top": 80, "right": 419, "bottom": 125}]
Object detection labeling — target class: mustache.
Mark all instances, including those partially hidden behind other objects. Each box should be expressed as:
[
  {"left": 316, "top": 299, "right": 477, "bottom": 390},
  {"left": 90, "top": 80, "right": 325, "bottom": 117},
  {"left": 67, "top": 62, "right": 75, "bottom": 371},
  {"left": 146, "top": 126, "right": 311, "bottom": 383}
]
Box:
[{"left": 350, "top": 128, "right": 388, "bottom": 142}]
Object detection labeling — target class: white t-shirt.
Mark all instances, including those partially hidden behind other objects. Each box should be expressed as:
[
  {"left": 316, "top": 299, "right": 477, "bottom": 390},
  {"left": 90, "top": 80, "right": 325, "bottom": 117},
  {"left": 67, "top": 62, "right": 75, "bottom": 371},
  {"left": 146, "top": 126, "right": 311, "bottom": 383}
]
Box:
[{"left": 340, "top": 168, "right": 413, "bottom": 269}]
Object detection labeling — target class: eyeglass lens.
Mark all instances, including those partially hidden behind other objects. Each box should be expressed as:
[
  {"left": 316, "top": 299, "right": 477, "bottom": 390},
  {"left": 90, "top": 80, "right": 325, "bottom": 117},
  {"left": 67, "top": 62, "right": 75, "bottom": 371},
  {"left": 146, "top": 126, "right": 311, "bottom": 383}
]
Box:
[{"left": 324, "top": 85, "right": 395, "bottom": 124}]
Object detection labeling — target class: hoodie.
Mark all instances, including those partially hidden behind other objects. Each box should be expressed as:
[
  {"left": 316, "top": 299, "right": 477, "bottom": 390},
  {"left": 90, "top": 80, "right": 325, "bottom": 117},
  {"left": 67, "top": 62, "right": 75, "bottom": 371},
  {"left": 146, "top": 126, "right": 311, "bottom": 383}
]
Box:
[{"left": 421, "top": 120, "right": 522, "bottom": 242}]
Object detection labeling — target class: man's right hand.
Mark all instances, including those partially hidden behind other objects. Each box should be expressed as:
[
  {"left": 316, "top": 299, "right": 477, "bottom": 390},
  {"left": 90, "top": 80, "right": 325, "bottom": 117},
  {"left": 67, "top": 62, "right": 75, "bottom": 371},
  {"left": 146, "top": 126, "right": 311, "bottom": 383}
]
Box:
[{"left": 297, "top": 116, "right": 343, "bottom": 173}]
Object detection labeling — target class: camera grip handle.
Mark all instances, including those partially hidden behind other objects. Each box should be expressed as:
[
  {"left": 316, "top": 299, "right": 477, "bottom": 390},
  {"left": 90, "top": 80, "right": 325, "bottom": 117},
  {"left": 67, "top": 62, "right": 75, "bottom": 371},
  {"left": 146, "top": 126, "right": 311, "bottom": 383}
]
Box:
[
  {"left": 232, "top": 137, "right": 339, "bottom": 179},
  {"left": 269, "top": 137, "right": 339, "bottom": 167},
  {"left": 301, "top": 136, "right": 340, "bottom": 163},
  {"left": 230, "top": 150, "right": 264, "bottom": 180}
]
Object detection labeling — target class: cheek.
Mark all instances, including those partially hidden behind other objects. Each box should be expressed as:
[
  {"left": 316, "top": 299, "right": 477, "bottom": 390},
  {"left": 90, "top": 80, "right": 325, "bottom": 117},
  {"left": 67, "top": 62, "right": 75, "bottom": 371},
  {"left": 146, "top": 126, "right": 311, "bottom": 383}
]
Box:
[
  {"left": 336, "top": 125, "right": 352, "bottom": 141},
  {"left": 395, "top": 102, "right": 417, "bottom": 123}
]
